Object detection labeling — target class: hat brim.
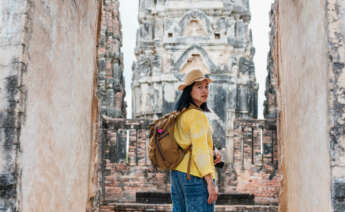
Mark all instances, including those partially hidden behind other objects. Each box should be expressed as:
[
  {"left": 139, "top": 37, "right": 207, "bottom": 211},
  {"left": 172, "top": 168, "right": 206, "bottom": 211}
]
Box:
[{"left": 178, "top": 78, "right": 213, "bottom": 91}]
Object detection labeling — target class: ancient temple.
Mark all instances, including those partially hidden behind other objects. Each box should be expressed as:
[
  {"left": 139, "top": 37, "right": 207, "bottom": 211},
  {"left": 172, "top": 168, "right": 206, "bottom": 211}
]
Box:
[{"left": 132, "top": 0, "right": 258, "bottom": 147}]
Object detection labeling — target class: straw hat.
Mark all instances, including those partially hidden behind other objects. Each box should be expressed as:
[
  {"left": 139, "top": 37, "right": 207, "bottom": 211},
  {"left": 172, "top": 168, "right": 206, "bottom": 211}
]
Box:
[{"left": 178, "top": 69, "right": 213, "bottom": 91}]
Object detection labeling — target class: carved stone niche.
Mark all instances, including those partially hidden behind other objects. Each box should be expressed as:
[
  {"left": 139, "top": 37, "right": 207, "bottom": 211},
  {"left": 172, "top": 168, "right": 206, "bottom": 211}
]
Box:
[
  {"left": 184, "top": 19, "right": 208, "bottom": 37},
  {"left": 239, "top": 57, "right": 255, "bottom": 76},
  {"left": 137, "top": 55, "right": 152, "bottom": 77},
  {"left": 173, "top": 45, "right": 216, "bottom": 73},
  {"left": 139, "top": 22, "right": 153, "bottom": 41},
  {"left": 178, "top": 9, "right": 212, "bottom": 37}
]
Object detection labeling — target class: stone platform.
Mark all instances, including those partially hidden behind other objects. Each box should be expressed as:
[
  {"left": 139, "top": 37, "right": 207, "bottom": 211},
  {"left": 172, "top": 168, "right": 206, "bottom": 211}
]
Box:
[
  {"left": 136, "top": 192, "right": 255, "bottom": 205},
  {"left": 100, "top": 203, "right": 278, "bottom": 212}
]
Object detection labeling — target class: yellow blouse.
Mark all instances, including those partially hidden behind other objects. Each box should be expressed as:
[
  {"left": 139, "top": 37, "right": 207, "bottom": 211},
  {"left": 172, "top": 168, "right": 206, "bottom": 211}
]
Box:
[{"left": 173, "top": 105, "right": 215, "bottom": 179}]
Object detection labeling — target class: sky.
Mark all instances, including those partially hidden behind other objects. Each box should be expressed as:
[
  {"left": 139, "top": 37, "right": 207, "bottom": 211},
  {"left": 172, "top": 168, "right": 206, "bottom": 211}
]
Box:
[
  {"left": 119, "top": 0, "right": 274, "bottom": 119},
  {"left": 249, "top": 0, "right": 275, "bottom": 118}
]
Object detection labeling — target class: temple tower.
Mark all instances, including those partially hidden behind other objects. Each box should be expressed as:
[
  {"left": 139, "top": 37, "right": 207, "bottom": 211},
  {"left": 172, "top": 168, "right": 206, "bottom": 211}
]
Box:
[{"left": 132, "top": 0, "right": 258, "bottom": 147}]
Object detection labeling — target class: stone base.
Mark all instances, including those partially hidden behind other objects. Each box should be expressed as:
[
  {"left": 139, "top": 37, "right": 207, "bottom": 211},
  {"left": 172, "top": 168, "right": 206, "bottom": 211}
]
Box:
[
  {"left": 100, "top": 203, "right": 278, "bottom": 212},
  {"left": 136, "top": 192, "right": 255, "bottom": 205},
  {"left": 136, "top": 192, "right": 171, "bottom": 204}
]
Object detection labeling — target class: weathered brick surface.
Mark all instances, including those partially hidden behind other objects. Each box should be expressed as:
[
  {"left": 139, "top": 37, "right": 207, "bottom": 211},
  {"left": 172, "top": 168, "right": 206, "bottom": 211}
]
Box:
[
  {"left": 101, "top": 118, "right": 170, "bottom": 203},
  {"left": 99, "top": 117, "right": 279, "bottom": 207},
  {"left": 222, "top": 120, "right": 280, "bottom": 204},
  {"left": 90, "top": 1, "right": 126, "bottom": 210},
  {"left": 97, "top": 0, "right": 126, "bottom": 118}
]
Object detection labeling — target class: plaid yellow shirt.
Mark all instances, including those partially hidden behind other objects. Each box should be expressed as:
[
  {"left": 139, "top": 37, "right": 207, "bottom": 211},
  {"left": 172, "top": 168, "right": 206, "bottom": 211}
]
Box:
[{"left": 173, "top": 105, "right": 215, "bottom": 179}]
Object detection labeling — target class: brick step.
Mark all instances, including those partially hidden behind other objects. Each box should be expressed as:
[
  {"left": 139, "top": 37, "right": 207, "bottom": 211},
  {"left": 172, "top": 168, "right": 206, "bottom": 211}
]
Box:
[
  {"left": 100, "top": 203, "right": 278, "bottom": 212},
  {"left": 136, "top": 192, "right": 255, "bottom": 205},
  {"left": 136, "top": 192, "right": 171, "bottom": 204}
]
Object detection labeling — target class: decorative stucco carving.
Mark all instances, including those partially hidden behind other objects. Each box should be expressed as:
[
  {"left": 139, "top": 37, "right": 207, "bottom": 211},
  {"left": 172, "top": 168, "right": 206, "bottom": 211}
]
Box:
[{"left": 173, "top": 45, "right": 216, "bottom": 72}]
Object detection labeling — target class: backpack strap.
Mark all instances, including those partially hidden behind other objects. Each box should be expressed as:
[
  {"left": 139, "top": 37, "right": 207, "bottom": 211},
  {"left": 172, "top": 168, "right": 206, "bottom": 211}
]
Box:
[
  {"left": 155, "top": 126, "right": 166, "bottom": 162},
  {"left": 186, "top": 145, "right": 192, "bottom": 180}
]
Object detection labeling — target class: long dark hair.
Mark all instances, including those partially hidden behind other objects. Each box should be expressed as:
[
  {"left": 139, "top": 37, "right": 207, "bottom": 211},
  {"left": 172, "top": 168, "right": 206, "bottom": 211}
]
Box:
[{"left": 175, "top": 82, "right": 210, "bottom": 112}]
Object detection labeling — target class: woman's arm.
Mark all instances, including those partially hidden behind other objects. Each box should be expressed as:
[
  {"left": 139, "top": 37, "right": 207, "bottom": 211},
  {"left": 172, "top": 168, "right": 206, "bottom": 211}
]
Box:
[{"left": 204, "top": 173, "right": 218, "bottom": 204}]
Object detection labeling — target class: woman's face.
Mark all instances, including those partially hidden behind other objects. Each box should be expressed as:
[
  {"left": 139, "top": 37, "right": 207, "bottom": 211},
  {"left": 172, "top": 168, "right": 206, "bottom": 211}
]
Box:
[{"left": 191, "top": 79, "right": 209, "bottom": 107}]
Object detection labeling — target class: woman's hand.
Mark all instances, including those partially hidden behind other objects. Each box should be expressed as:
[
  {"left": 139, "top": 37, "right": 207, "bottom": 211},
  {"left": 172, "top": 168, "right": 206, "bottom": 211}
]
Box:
[
  {"left": 214, "top": 149, "right": 222, "bottom": 164},
  {"left": 204, "top": 174, "right": 218, "bottom": 204}
]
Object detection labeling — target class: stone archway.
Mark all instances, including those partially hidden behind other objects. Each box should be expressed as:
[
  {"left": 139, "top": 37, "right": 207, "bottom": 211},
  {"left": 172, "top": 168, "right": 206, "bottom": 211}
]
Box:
[
  {"left": 180, "top": 53, "right": 210, "bottom": 74},
  {"left": 267, "top": 1, "right": 345, "bottom": 211},
  {"left": 173, "top": 45, "right": 216, "bottom": 73}
]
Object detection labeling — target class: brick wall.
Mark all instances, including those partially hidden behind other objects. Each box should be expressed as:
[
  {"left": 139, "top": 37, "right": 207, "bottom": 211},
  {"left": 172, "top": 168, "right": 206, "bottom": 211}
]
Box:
[
  {"left": 99, "top": 117, "right": 280, "bottom": 208},
  {"left": 100, "top": 117, "right": 170, "bottom": 204},
  {"left": 224, "top": 119, "right": 280, "bottom": 204}
]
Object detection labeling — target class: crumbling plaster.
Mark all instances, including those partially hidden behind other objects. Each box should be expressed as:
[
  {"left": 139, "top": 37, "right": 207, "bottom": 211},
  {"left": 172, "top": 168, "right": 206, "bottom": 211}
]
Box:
[
  {"left": 327, "top": 0, "right": 345, "bottom": 211},
  {"left": 0, "top": 0, "right": 32, "bottom": 210},
  {"left": 277, "top": 0, "right": 332, "bottom": 211},
  {"left": 1, "top": 0, "right": 100, "bottom": 211},
  {"left": 19, "top": 0, "right": 99, "bottom": 211}
]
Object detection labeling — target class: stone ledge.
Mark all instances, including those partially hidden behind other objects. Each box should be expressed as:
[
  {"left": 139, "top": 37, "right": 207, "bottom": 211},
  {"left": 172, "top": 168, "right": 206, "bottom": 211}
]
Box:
[
  {"left": 100, "top": 203, "right": 278, "bottom": 212},
  {"left": 135, "top": 192, "right": 256, "bottom": 205}
]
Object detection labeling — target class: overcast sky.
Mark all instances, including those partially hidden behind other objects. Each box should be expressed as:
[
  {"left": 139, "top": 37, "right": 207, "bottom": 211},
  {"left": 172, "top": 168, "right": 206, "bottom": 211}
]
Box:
[{"left": 119, "top": 0, "right": 274, "bottom": 119}]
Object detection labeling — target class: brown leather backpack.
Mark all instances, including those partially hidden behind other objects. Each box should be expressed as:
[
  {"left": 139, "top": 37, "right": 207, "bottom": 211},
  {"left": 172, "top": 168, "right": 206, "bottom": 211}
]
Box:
[{"left": 148, "top": 109, "right": 192, "bottom": 179}]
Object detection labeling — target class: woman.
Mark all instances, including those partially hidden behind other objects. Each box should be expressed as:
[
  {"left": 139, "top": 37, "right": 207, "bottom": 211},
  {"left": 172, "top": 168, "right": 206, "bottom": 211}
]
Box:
[{"left": 171, "top": 69, "right": 221, "bottom": 212}]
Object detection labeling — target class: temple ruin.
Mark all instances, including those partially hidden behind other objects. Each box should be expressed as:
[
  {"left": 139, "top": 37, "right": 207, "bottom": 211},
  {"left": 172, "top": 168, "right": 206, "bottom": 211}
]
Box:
[
  {"left": 97, "top": 0, "right": 279, "bottom": 211},
  {"left": 1, "top": 0, "right": 345, "bottom": 211}
]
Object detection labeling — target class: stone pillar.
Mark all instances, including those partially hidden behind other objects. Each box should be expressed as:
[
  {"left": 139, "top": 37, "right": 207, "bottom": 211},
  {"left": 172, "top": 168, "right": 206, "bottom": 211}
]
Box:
[
  {"left": 327, "top": 0, "right": 345, "bottom": 211},
  {"left": 0, "top": 1, "right": 28, "bottom": 210},
  {"left": 273, "top": 0, "right": 345, "bottom": 211},
  {"left": 225, "top": 109, "right": 236, "bottom": 165},
  {"left": 236, "top": 84, "right": 249, "bottom": 118},
  {"left": 1, "top": 0, "right": 100, "bottom": 211}
]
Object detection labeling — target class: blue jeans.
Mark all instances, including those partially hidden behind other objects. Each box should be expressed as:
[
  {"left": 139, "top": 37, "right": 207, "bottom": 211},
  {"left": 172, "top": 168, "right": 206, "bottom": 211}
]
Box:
[{"left": 170, "top": 170, "right": 214, "bottom": 212}]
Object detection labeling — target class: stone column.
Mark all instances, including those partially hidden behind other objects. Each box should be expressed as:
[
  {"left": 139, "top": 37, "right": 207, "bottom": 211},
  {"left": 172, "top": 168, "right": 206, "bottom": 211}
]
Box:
[
  {"left": 1, "top": 0, "right": 100, "bottom": 211},
  {"left": 274, "top": 0, "right": 345, "bottom": 211},
  {"left": 236, "top": 84, "right": 249, "bottom": 119},
  {"left": 225, "top": 109, "right": 236, "bottom": 165},
  {"left": 0, "top": 1, "right": 28, "bottom": 210}
]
